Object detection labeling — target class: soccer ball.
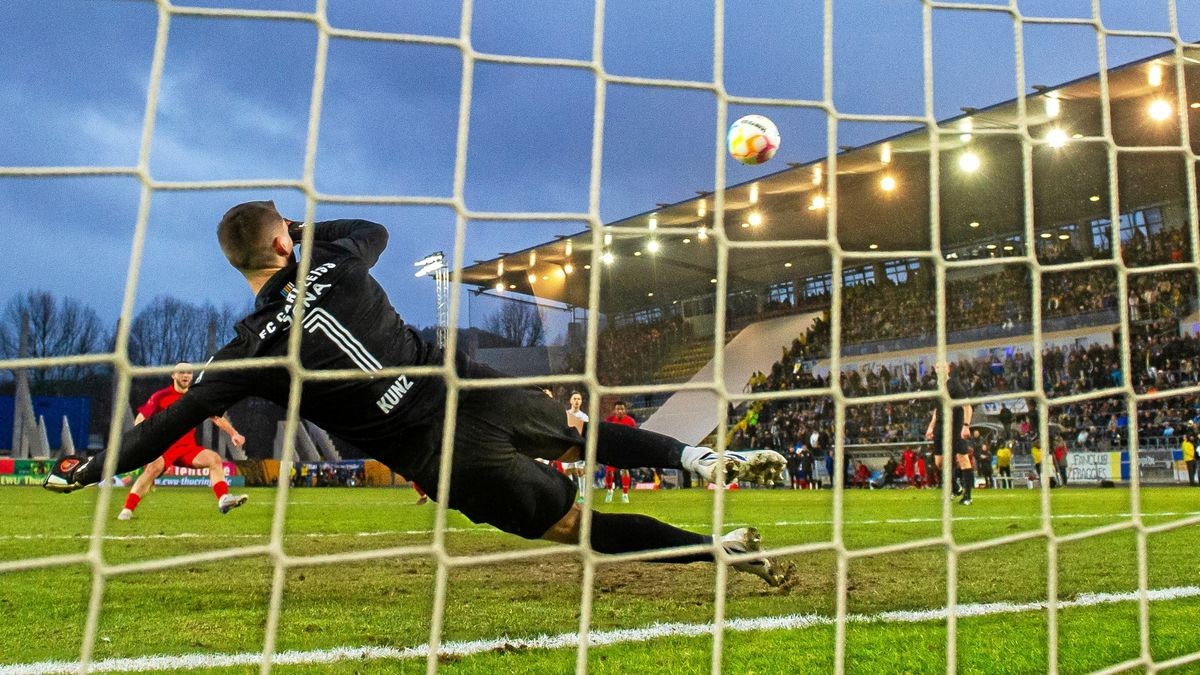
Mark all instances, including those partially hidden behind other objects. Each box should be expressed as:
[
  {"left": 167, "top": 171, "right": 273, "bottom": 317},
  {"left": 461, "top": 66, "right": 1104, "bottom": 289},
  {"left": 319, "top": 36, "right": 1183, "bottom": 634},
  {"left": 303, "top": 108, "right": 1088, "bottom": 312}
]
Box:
[{"left": 727, "top": 114, "right": 780, "bottom": 165}]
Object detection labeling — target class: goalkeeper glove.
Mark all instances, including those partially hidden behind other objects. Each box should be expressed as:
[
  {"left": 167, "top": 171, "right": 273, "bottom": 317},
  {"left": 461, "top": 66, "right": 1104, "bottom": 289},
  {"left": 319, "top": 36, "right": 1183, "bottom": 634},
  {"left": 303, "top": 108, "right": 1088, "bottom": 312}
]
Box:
[
  {"left": 43, "top": 455, "right": 92, "bottom": 493},
  {"left": 286, "top": 219, "right": 304, "bottom": 241}
]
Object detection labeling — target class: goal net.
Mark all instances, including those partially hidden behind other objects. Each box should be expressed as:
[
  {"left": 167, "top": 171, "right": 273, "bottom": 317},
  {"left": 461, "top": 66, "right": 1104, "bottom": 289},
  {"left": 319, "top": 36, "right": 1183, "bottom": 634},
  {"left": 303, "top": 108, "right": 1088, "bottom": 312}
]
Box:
[{"left": 1, "top": 0, "right": 1198, "bottom": 673}]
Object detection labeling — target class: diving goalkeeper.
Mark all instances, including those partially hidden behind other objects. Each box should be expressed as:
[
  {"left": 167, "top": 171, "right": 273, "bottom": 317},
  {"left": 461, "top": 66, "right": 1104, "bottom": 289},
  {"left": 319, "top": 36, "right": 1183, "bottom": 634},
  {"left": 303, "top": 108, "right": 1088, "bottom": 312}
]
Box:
[{"left": 46, "top": 201, "right": 789, "bottom": 585}]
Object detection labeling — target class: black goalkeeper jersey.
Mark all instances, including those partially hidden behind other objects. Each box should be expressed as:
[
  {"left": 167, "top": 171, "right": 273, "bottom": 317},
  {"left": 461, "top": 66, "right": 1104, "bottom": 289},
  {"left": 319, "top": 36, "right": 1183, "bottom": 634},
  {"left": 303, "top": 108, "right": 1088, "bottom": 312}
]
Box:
[{"left": 102, "top": 219, "right": 498, "bottom": 477}]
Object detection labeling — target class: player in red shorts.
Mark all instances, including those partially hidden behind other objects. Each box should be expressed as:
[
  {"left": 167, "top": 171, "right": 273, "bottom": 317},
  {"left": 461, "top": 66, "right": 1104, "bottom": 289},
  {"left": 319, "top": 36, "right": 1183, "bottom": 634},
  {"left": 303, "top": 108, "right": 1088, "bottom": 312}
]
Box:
[
  {"left": 118, "top": 363, "right": 249, "bottom": 520},
  {"left": 603, "top": 401, "right": 637, "bottom": 503}
]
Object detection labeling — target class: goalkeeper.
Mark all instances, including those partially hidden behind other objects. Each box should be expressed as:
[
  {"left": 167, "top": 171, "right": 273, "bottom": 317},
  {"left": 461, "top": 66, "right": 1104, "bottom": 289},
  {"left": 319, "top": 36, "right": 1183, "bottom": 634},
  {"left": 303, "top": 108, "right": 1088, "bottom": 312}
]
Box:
[{"left": 46, "top": 201, "right": 789, "bottom": 586}]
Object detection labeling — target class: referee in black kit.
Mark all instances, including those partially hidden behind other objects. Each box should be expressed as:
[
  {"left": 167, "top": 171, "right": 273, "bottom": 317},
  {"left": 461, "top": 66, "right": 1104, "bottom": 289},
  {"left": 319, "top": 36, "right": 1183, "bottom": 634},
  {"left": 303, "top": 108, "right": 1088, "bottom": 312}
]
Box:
[
  {"left": 925, "top": 361, "right": 975, "bottom": 505},
  {"left": 46, "top": 200, "right": 790, "bottom": 586}
]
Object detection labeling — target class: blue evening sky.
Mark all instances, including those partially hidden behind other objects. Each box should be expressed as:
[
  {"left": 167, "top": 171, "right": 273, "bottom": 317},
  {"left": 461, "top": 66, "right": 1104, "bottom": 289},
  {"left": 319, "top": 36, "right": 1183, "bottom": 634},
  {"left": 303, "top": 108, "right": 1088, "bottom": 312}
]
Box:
[{"left": 0, "top": 0, "right": 1195, "bottom": 342}]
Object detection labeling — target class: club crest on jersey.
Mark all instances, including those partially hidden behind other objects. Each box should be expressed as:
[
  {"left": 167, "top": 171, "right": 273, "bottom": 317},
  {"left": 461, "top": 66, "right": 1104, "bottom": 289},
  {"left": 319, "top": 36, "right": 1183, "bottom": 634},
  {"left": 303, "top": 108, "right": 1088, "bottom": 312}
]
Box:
[{"left": 259, "top": 264, "right": 338, "bottom": 339}]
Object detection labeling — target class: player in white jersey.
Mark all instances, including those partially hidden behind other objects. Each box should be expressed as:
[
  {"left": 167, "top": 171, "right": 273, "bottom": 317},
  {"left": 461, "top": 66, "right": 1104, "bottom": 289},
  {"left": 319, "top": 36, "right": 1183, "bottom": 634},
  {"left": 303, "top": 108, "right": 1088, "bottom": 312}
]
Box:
[{"left": 565, "top": 391, "right": 590, "bottom": 502}]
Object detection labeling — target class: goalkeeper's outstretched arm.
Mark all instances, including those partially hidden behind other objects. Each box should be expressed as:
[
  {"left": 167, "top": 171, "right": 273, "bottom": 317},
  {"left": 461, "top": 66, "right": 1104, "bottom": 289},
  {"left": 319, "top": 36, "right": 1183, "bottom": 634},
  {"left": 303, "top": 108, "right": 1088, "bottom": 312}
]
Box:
[{"left": 50, "top": 396, "right": 213, "bottom": 490}]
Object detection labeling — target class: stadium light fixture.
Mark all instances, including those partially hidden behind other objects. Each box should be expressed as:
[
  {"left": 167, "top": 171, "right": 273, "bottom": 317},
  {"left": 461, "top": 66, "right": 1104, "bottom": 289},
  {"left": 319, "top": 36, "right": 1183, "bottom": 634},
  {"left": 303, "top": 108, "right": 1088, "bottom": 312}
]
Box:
[
  {"left": 1148, "top": 99, "right": 1172, "bottom": 121},
  {"left": 868, "top": 243, "right": 879, "bottom": 250},
  {"left": 682, "top": 238, "right": 691, "bottom": 244},
  {"left": 986, "top": 244, "right": 997, "bottom": 250},
  {"left": 508, "top": 284, "right": 516, "bottom": 289},
  {"left": 969, "top": 221, "right": 980, "bottom": 228},
  {"left": 809, "top": 194, "right": 826, "bottom": 210},
  {"left": 710, "top": 278, "right": 717, "bottom": 283},
  {"left": 413, "top": 252, "right": 442, "bottom": 267},
  {"left": 1045, "top": 127, "right": 1068, "bottom": 148},
  {"left": 646, "top": 239, "right": 661, "bottom": 254},
  {"left": 564, "top": 240, "right": 572, "bottom": 257},
  {"left": 542, "top": 275, "right": 549, "bottom": 281},
  {"left": 1191, "top": 102, "right": 1200, "bottom": 109},
  {"left": 413, "top": 251, "right": 446, "bottom": 278},
  {"left": 880, "top": 143, "right": 892, "bottom": 165},
  {"left": 1040, "top": 233, "right": 1053, "bottom": 239},
  {"left": 1045, "top": 95, "right": 1061, "bottom": 119},
  {"left": 1003, "top": 245, "right": 1014, "bottom": 251},
  {"left": 958, "top": 117, "right": 973, "bottom": 142},
  {"left": 527, "top": 273, "right": 537, "bottom": 283},
  {"left": 583, "top": 264, "right": 591, "bottom": 270},
  {"left": 958, "top": 151, "right": 981, "bottom": 173},
  {"left": 496, "top": 259, "right": 504, "bottom": 276},
  {"left": 1058, "top": 233, "right": 1071, "bottom": 240},
  {"left": 748, "top": 211, "right": 763, "bottom": 227},
  {"left": 749, "top": 184, "right": 759, "bottom": 204},
  {"left": 563, "top": 262, "right": 574, "bottom": 274},
  {"left": 529, "top": 250, "right": 536, "bottom": 266},
  {"left": 697, "top": 226, "right": 708, "bottom": 240},
  {"left": 634, "top": 250, "right": 642, "bottom": 256},
  {"left": 494, "top": 282, "right": 504, "bottom": 293},
  {"left": 1071, "top": 132, "right": 1084, "bottom": 139},
  {"left": 740, "top": 222, "right": 750, "bottom": 229},
  {"left": 812, "top": 165, "right": 823, "bottom": 185},
  {"left": 697, "top": 199, "right": 707, "bottom": 217},
  {"left": 1089, "top": 195, "right": 1101, "bottom": 202},
  {"left": 784, "top": 262, "right": 793, "bottom": 268},
  {"left": 1148, "top": 63, "right": 1163, "bottom": 87},
  {"left": 604, "top": 232, "right": 613, "bottom": 246},
  {"left": 880, "top": 175, "right": 896, "bottom": 192},
  {"left": 647, "top": 292, "right": 654, "bottom": 297},
  {"left": 649, "top": 215, "right": 658, "bottom": 231}
]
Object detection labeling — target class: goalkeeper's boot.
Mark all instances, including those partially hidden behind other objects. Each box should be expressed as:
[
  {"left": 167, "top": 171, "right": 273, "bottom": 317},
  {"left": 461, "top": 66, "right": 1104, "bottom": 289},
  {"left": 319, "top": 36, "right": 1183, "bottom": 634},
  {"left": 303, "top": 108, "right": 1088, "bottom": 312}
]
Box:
[
  {"left": 721, "top": 527, "right": 785, "bottom": 587},
  {"left": 117, "top": 508, "right": 134, "bottom": 521},
  {"left": 686, "top": 448, "right": 788, "bottom": 486},
  {"left": 218, "top": 493, "right": 248, "bottom": 514},
  {"left": 43, "top": 455, "right": 93, "bottom": 494}
]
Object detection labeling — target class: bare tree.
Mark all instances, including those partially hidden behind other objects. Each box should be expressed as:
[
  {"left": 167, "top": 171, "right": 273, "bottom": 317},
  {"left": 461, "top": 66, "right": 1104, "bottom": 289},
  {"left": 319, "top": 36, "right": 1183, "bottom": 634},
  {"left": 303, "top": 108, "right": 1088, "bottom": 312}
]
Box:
[
  {"left": 127, "top": 295, "right": 246, "bottom": 366},
  {"left": 0, "top": 290, "right": 111, "bottom": 388},
  {"left": 484, "top": 302, "right": 545, "bottom": 347}
]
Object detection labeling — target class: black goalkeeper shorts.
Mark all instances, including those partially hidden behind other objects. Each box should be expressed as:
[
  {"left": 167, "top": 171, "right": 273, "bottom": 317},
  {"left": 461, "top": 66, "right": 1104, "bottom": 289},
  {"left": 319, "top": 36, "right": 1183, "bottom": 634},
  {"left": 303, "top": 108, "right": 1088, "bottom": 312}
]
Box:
[{"left": 403, "top": 386, "right": 583, "bottom": 539}]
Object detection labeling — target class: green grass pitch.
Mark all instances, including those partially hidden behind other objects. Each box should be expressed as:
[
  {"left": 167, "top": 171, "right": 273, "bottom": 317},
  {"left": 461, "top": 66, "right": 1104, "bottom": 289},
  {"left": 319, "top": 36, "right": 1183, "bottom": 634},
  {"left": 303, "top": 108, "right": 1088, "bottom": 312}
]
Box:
[{"left": 1, "top": 485, "right": 1198, "bottom": 673}]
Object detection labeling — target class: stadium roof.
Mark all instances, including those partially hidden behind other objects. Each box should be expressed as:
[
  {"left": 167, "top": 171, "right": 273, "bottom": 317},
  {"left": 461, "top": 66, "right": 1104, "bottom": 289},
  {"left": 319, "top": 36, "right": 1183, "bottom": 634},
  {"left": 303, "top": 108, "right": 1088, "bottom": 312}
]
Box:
[{"left": 462, "top": 45, "right": 1200, "bottom": 316}]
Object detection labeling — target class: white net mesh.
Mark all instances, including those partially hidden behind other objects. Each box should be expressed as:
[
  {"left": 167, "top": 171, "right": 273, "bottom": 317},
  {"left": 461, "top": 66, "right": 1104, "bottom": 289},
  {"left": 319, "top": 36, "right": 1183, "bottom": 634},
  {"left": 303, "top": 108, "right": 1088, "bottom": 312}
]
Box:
[{"left": 1, "top": 0, "right": 1199, "bottom": 673}]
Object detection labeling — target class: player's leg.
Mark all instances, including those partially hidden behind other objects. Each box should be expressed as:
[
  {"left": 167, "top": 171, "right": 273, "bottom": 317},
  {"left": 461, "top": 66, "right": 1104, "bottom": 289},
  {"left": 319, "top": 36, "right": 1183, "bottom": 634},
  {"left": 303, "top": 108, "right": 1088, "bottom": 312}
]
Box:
[
  {"left": 190, "top": 449, "right": 247, "bottom": 513},
  {"left": 541, "top": 502, "right": 786, "bottom": 586},
  {"left": 956, "top": 448, "right": 974, "bottom": 505},
  {"left": 604, "top": 465, "right": 616, "bottom": 503},
  {"left": 433, "top": 390, "right": 788, "bottom": 586},
  {"left": 593, "top": 422, "right": 786, "bottom": 485},
  {"left": 620, "top": 469, "right": 631, "bottom": 503},
  {"left": 573, "top": 462, "right": 587, "bottom": 504},
  {"left": 413, "top": 482, "right": 429, "bottom": 505},
  {"left": 119, "top": 457, "right": 165, "bottom": 520}
]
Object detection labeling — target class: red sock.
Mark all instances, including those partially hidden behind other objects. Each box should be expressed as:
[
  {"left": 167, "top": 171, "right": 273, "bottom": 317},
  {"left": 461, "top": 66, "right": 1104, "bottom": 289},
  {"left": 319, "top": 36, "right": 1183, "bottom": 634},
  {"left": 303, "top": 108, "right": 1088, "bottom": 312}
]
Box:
[
  {"left": 413, "top": 483, "right": 427, "bottom": 498},
  {"left": 212, "top": 480, "right": 229, "bottom": 500},
  {"left": 604, "top": 467, "right": 615, "bottom": 490},
  {"left": 621, "top": 474, "right": 631, "bottom": 494},
  {"left": 124, "top": 493, "right": 141, "bottom": 511}
]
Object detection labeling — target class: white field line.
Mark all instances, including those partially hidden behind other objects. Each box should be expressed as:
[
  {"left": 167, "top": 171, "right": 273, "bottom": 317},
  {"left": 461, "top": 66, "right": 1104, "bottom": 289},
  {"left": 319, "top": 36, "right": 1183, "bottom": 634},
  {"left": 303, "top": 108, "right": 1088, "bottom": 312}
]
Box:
[
  {"left": 4, "top": 585, "right": 1199, "bottom": 674},
  {"left": 2, "top": 511, "right": 1197, "bottom": 543}
]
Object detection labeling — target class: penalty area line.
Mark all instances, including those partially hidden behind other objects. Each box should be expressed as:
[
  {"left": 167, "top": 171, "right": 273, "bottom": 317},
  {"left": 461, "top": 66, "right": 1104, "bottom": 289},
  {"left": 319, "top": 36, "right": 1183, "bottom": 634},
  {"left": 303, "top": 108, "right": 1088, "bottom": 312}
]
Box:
[{"left": 4, "top": 586, "right": 1199, "bottom": 674}]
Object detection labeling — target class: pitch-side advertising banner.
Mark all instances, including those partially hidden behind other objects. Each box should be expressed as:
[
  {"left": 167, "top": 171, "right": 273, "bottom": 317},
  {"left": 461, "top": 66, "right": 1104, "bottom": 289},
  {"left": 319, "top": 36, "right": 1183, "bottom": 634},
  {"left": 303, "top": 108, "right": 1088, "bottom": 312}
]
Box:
[{"left": 1066, "top": 449, "right": 1184, "bottom": 484}]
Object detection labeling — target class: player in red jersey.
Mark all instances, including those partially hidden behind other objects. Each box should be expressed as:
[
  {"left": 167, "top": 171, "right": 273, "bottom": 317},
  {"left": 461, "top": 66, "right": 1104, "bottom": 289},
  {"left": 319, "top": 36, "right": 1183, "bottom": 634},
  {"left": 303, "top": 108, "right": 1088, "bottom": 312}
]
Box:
[
  {"left": 603, "top": 401, "right": 637, "bottom": 503},
  {"left": 117, "top": 363, "right": 249, "bottom": 520}
]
